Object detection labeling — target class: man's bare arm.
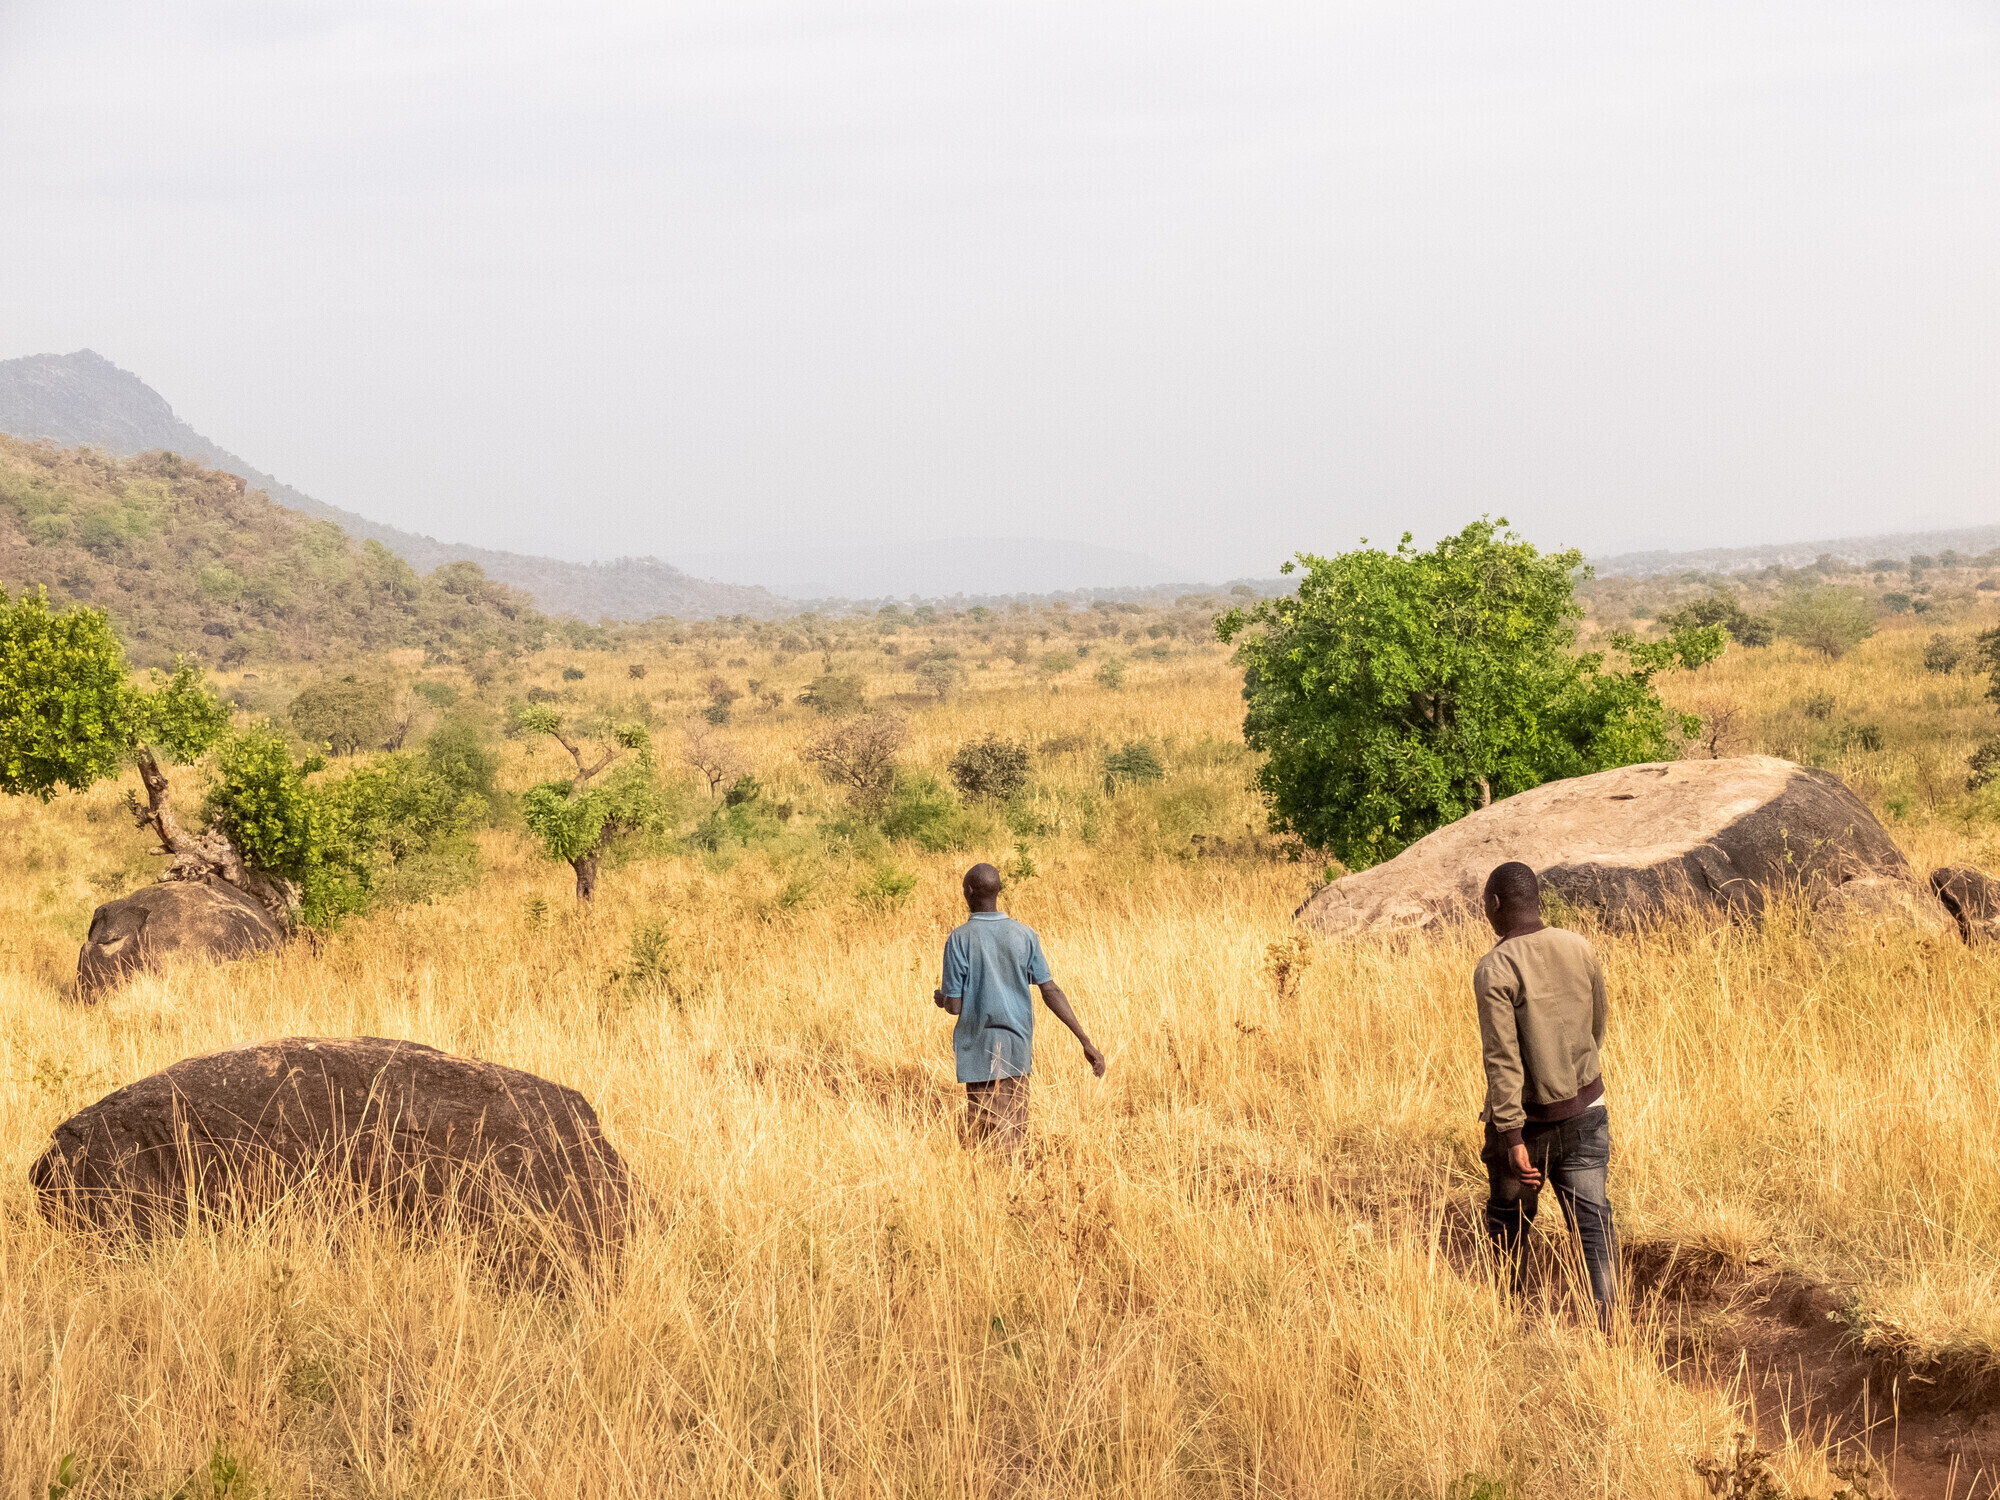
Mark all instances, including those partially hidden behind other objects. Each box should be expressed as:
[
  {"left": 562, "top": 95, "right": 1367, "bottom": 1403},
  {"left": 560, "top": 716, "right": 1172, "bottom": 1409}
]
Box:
[
  {"left": 1037, "top": 981, "right": 1107, "bottom": 1077},
  {"left": 933, "top": 987, "right": 962, "bottom": 1016}
]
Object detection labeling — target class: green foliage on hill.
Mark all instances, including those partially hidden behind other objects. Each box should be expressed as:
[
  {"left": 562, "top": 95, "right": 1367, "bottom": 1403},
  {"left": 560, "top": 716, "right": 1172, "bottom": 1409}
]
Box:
[{"left": 0, "top": 436, "right": 550, "bottom": 667}]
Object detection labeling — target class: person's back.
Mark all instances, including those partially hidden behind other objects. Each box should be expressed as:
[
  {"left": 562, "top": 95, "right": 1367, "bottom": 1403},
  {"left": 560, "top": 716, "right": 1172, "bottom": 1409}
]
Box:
[
  {"left": 942, "top": 909, "right": 1046, "bottom": 1083},
  {"left": 1475, "top": 862, "right": 1617, "bottom": 1329},
  {"left": 934, "top": 863, "right": 1106, "bottom": 1151}
]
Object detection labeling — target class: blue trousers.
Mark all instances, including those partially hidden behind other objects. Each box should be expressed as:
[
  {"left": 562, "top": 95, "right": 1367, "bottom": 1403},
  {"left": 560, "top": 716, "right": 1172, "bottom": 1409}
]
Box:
[{"left": 1483, "top": 1109, "right": 1618, "bottom": 1326}]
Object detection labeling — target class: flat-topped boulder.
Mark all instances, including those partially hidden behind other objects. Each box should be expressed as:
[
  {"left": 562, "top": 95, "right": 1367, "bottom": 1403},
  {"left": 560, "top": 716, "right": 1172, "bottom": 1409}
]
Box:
[
  {"left": 1297, "top": 756, "right": 1916, "bottom": 939},
  {"left": 77, "top": 878, "right": 283, "bottom": 997},
  {"left": 30, "top": 1037, "right": 641, "bottom": 1270}
]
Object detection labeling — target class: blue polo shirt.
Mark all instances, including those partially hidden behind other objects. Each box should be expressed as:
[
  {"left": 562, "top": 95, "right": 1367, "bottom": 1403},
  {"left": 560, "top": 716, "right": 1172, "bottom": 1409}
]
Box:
[{"left": 940, "top": 912, "right": 1052, "bottom": 1083}]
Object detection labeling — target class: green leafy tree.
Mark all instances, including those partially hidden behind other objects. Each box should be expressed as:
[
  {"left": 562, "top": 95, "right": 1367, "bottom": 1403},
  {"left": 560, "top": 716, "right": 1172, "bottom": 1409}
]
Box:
[
  {"left": 1215, "top": 521, "right": 1724, "bottom": 868},
  {"left": 517, "top": 706, "right": 670, "bottom": 900},
  {"left": 0, "top": 586, "right": 304, "bottom": 908},
  {"left": 1772, "top": 585, "right": 1876, "bottom": 659}
]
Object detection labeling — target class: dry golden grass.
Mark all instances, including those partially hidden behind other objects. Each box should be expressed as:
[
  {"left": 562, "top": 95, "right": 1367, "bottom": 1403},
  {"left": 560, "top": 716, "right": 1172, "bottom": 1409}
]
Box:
[{"left": 1, "top": 615, "right": 1996, "bottom": 1496}]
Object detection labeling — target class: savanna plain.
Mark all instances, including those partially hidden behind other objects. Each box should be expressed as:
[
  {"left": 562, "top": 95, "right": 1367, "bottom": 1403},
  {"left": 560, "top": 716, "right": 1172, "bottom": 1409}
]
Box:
[{"left": 4, "top": 603, "right": 2000, "bottom": 1499}]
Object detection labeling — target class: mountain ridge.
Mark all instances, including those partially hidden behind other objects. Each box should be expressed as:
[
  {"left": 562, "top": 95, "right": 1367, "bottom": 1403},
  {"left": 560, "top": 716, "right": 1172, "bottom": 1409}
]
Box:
[{"left": 0, "top": 350, "right": 786, "bottom": 621}]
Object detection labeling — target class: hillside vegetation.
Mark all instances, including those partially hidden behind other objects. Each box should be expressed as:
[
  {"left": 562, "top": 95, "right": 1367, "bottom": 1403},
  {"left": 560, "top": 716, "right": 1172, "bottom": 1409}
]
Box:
[
  {"left": 2, "top": 585, "right": 2000, "bottom": 1492},
  {"left": 0, "top": 436, "right": 554, "bottom": 668}
]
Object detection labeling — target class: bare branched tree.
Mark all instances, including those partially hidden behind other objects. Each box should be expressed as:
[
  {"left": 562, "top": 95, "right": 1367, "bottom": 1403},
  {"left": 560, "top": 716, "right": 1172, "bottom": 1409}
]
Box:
[
  {"left": 802, "top": 714, "right": 907, "bottom": 814},
  {"left": 1690, "top": 695, "right": 1745, "bottom": 759},
  {"left": 681, "top": 715, "right": 748, "bottom": 797}
]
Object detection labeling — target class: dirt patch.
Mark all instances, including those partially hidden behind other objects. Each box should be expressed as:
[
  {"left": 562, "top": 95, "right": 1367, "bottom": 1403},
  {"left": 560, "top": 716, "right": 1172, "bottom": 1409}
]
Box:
[{"left": 1627, "top": 1242, "right": 2000, "bottom": 1498}]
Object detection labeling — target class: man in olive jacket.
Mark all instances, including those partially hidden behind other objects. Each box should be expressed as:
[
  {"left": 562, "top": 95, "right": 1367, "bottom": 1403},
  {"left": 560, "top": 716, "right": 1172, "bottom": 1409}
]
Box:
[{"left": 1477, "top": 860, "right": 1617, "bottom": 1327}]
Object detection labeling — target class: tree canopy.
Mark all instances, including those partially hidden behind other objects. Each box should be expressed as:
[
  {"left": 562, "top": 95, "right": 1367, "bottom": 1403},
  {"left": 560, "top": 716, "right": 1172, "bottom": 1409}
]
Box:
[
  {"left": 517, "top": 707, "right": 673, "bottom": 900},
  {"left": 1215, "top": 520, "right": 1723, "bottom": 868}
]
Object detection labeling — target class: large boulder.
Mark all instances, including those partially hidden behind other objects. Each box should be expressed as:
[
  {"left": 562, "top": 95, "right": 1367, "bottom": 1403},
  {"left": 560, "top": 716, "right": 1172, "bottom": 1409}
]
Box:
[
  {"left": 1297, "top": 756, "right": 1922, "bottom": 939},
  {"left": 76, "top": 878, "right": 283, "bottom": 997},
  {"left": 30, "top": 1037, "right": 642, "bottom": 1270}
]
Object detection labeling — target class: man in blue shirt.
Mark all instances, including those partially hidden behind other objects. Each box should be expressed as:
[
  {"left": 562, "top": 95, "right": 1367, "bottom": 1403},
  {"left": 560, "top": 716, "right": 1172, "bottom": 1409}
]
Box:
[{"left": 934, "top": 863, "right": 1107, "bottom": 1151}]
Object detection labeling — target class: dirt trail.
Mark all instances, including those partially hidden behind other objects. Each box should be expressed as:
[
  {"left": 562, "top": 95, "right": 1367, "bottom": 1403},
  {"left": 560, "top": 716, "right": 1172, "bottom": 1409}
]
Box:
[{"left": 1629, "top": 1245, "right": 2000, "bottom": 1500}]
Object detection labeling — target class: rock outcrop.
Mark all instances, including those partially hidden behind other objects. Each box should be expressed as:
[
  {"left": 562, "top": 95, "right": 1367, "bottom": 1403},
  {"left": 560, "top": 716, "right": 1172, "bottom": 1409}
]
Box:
[
  {"left": 76, "top": 878, "right": 284, "bottom": 997},
  {"left": 30, "top": 1037, "right": 641, "bottom": 1270},
  {"left": 1297, "top": 757, "right": 1919, "bottom": 939},
  {"left": 1931, "top": 867, "right": 2000, "bottom": 945}
]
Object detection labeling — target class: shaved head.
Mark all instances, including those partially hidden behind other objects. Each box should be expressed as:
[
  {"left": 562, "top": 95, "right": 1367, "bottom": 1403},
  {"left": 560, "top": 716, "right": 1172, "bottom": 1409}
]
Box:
[
  {"left": 963, "top": 863, "right": 1003, "bottom": 904},
  {"left": 1483, "top": 861, "right": 1544, "bottom": 936}
]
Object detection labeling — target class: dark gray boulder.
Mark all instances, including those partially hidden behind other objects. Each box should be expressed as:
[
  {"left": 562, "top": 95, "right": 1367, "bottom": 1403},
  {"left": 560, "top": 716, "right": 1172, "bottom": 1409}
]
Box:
[
  {"left": 76, "top": 878, "right": 283, "bottom": 997},
  {"left": 1931, "top": 866, "right": 2000, "bottom": 944},
  {"left": 1297, "top": 756, "right": 1924, "bottom": 938},
  {"left": 30, "top": 1037, "right": 642, "bottom": 1270}
]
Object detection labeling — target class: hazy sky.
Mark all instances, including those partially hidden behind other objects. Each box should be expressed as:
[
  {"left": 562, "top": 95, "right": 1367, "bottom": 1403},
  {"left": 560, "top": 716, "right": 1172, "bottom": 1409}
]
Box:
[{"left": 2, "top": 0, "right": 1995, "bottom": 581}]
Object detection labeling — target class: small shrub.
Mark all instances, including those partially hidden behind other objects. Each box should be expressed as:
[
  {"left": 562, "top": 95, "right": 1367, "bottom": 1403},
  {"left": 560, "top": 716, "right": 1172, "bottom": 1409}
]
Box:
[
  {"left": 798, "top": 673, "right": 867, "bottom": 717},
  {"left": 1038, "top": 651, "right": 1077, "bottom": 676},
  {"left": 562, "top": 666, "right": 585, "bottom": 682},
  {"left": 1103, "top": 740, "right": 1165, "bottom": 790},
  {"left": 1094, "top": 656, "right": 1127, "bottom": 689},
  {"left": 1969, "top": 737, "right": 2000, "bottom": 792},
  {"left": 880, "top": 771, "right": 973, "bottom": 852},
  {"left": 288, "top": 676, "right": 392, "bottom": 755},
  {"left": 628, "top": 662, "right": 648, "bottom": 679},
  {"left": 1801, "top": 690, "right": 1836, "bottom": 721},
  {"left": 1040, "top": 733, "right": 1089, "bottom": 758},
  {"left": 855, "top": 863, "right": 919, "bottom": 908},
  {"left": 949, "top": 734, "right": 1031, "bottom": 802},
  {"left": 411, "top": 679, "right": 459, "bottom": 709},
  {"left": 1924, "top": 634, "right": 1964, "bottom": 674}
]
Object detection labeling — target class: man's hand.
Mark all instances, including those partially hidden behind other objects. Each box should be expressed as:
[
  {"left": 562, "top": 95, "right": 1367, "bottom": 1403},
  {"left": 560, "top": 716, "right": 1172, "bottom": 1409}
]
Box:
[
  {"left": 933, "top": 988, "right": 962, "bottom": 1017},
  {"left": 1082, "top": 1042, "right": 1107, "bottom": 1078},
  {"left": 1508, "top": 1143, "right": 1543, "bottom": 1189}
]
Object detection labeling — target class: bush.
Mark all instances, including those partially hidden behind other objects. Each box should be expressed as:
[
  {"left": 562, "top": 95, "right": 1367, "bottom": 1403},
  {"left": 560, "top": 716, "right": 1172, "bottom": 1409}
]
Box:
[
  {"left": 1103, "top": 740, "right": 1165, "bottom": 790},
  {"left": 289, "top": 676, "right": 393, "bottom": 755},
  {"left": 1924, "top": 634, "right": 1965, "bottom": 674},
  {"left": 798, "top": 673, "right": 866, "bottom": 716},
  {"left": 879, "top": 771, "right": 977, "bottom": 852},
  {"left": 1659, "top": 591, "right": 1773, "bottom": 647},
  {"left": 412, "top": 679, "right": 459, "bottom": 709},
  {"left": 562, "top": 666, "right": 586, "bottom": 682},
  {"left": 628, "top": 662, "right": 648, "bottom": 679},
  {"left": 855, "top": 863, "right": 919, "bottom": 908},
  {"left": 1039, "top": 651, "right": 1077, "bottom": 675},
  {"left": 1773, "top": 586, "right": 1877, "bottom": 659},
  {"left": 422, "top": 714, "right": 501, "bottom": 810},
  {"left": 1970, "top": 737, "right": 2000, "bottom": 792},
  {"left": 948, "top": 734, "right": 1031, "bottom": 802},
  {"left": 1095, "top": 656, "right": 1127, "bottom": 690}
]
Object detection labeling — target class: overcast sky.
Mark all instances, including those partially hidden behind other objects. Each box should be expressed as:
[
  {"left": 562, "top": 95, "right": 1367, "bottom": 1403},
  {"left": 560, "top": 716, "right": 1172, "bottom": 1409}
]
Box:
[{"left": 1, "top": 0, "right": 1994, "bottom": 582}]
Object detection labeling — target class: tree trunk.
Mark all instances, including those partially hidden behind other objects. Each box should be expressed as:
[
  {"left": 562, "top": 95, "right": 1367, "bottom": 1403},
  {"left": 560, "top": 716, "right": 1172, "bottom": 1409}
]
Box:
[
  {"left": 573, "top": 853, "right": 599, "bottom": 902},
  {"left": 129, "top": 745, "right": 295, "bottom": 920}
]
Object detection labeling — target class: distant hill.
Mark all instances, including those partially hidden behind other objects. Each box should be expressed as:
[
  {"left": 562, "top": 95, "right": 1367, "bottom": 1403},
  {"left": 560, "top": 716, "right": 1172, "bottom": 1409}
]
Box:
[
  {"left": 0, "top": 350, "right": 786, "bottom": 621},
  {"left": 1592, "top": 524, "right": 2000, "bottom": 578},
  {"left": 0, "top": 435, "right": 554, "bottom": 669},
  {"left": 681, "top": 534, "right": 1189, "bottom": 600}
]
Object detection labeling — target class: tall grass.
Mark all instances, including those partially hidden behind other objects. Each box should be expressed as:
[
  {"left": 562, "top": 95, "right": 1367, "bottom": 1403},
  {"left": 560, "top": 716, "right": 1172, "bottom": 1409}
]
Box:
[{"left": 0, "top": 618, "right": 1994, "bottom": 1495}]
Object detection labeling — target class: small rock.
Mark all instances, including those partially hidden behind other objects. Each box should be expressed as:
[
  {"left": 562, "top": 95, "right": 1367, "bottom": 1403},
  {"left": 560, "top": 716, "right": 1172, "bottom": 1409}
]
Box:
[{"left": 1931, "top": 866, "right": 2000, "bottom": 945}]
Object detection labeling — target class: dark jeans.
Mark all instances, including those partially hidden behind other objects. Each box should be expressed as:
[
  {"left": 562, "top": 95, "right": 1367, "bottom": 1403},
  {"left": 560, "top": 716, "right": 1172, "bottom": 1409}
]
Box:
[{"left": 1482, "top": 1109, "right": 1618, "bottom": 1326}]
